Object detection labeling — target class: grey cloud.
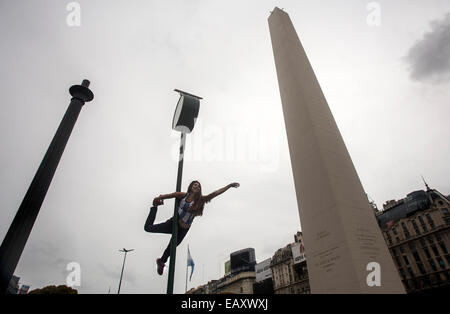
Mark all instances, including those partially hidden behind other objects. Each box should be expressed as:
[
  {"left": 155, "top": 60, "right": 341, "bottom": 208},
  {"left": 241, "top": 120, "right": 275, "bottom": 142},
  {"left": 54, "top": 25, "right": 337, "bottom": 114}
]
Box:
[
  {"left": 28, "top": 242, "right": 71, "bottom": 271},
  {"left": 405, "top": 13, "right": 450, "bottom": 83},
  {"left": 28, "top": 241, "right": 59, "bottom": 258},
  {"left": 98, "top": 263, "right": 136, "bottom": 286}
]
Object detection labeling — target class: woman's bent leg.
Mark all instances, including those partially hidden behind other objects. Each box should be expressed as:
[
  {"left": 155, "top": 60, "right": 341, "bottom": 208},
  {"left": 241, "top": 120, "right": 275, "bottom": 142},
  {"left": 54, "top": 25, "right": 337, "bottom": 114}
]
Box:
[
  {"left": 144, "top": 206, "right": 157, "bottom": 232},
  {"left": 144, "top": 207, "right": 173, "bottom": 234}
]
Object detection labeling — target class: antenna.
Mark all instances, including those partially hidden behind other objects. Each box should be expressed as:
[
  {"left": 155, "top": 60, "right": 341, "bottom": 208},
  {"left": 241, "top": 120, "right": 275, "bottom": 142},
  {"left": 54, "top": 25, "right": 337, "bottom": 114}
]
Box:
[{"left": 421, "top": 175, "right": 431, "bottom": 191}]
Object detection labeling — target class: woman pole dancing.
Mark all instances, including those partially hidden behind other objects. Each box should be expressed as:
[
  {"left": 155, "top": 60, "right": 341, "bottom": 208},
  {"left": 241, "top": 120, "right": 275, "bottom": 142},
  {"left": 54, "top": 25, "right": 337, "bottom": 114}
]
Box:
[{"left": 144, "top": 180, "right": 240, "bottom": 275}]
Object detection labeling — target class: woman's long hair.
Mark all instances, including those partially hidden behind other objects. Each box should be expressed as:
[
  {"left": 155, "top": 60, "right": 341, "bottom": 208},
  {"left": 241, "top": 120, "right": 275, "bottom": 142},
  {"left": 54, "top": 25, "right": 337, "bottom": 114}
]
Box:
[{"left": 186, "top": 180, "right": 209, "bottom": 217}]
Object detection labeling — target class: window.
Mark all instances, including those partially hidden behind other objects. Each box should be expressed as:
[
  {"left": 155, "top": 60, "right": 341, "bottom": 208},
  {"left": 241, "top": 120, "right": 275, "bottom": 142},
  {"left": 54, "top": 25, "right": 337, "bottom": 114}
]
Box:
[
  {"left": 418, "top": 216, "right": 425, "bottom": 225},
  {"left": 417, "top": 263, "right": 426, "bottom": 275},
  {"left": 424, "top": 248, "right": 431, "bottom": 259},
  {"left": 399, "top": 245, "right": 405, "bottom": 254},
  {"left": 399, "top": 268, "right": 406, "bottom": 279},
  {"left": 431, "top": 246, "right": 439, "bottom": 257},
  {"left": 401, "top": 223, "right": 410, "bottom": 238},
  {"left": 409, "top": 242, "right": 416, "bottom": 251},
  {"left": 426, "top": 214, "right": 435, "bottom": 229},
  {"left": 407, "top": 267, "right": 414, "bottom": 278},
  {"left": 396, "top": 257, "right": 402, "bottom": 267},
  {"left": 412, "top": 220, "right": 421, "bottom": 235},
  {"left": 439, "top": 243, "right": 448, "bottom": 255},
  {"left": 413, "top": 252, "right": 421, "bottom": 263},
  {"left": 420, "top": 239, "right": 426, "bottom": 247},
  {"left": 403, "top": 256, "right": 410, "bottom": 265},
  {"left": 442, "top": 208, "right": 449, "bottom": 215},
  {"left": 436, "top": 257, "right": 445, "bottom": 269},
  {"left": 429, "top": 259, "right": 437, "bottom": 272},
  {"left": 427, "top": 236, "right": 434, "bottom": 245},
  {"left": 418, "top": 215, "right": 428, "bottom": 232},
  {"left": 392, "top": 248, "right": 398, "bottom": 256},
  {"left": 385, "top": 231, "right": 393, "bottom": 245}
]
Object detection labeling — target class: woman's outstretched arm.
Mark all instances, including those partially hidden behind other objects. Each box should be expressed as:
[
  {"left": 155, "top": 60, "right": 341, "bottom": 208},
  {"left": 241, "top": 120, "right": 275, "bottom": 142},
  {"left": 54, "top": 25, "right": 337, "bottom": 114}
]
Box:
[
  {"left": 154, "top": 192, "right": 186, "bottom": 203},
  {"left": 204, "top": 182, "right": 239, "bottom": 202}
]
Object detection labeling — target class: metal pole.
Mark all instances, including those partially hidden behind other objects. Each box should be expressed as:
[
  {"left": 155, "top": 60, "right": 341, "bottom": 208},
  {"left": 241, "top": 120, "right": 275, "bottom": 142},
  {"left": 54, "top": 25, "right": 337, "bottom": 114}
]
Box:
[
  {"left": 118, "top": 251, "right": 127, "bottom": 294},
  {"left": 0, "top": 80, "right": 94, "bottom": 294},
  {"left": 166, "top": 132, "right": 185, "bottom": 294}
]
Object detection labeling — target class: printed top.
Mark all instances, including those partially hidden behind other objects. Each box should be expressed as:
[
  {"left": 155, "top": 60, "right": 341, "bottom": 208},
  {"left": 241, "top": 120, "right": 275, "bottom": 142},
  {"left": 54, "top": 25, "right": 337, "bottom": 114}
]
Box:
[{"left": 178, "top": 193, "right": 195, "bottom": 227}]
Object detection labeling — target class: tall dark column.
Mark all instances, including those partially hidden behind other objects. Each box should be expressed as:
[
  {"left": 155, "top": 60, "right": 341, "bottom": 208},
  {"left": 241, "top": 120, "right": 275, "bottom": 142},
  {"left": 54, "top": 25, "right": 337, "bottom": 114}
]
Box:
[
  {"left": 167, "top": 132, "right": 185, "bottom": 294},
  {"left": 0, "top": 80, "right": 94, "bottom": 294}
]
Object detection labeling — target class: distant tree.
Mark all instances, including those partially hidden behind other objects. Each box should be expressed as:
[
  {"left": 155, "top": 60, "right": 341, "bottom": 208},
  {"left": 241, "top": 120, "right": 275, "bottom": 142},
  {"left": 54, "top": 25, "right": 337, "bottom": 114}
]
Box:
[{"left": 28, "top": 285, "right": 78, "bottom": 294}]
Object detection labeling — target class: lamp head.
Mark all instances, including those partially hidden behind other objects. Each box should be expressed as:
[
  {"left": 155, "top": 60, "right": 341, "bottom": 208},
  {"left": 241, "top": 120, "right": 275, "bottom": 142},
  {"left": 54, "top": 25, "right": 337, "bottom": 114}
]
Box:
[{"left": 172, "top": 89, "right": 202, "bottom": 133}]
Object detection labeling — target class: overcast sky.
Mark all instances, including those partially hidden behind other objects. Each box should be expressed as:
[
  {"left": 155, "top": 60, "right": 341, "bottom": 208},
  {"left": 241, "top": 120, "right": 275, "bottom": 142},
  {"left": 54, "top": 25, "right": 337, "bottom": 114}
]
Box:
[{"left": 1, "top": 0, "right": 449, "bottom": 294}]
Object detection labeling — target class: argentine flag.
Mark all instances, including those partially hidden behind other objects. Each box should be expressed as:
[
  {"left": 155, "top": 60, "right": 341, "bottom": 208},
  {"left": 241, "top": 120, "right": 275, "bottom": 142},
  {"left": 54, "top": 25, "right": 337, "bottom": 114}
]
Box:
[{"left": 187, "top": 245, "right": 195, "bottom": 281}]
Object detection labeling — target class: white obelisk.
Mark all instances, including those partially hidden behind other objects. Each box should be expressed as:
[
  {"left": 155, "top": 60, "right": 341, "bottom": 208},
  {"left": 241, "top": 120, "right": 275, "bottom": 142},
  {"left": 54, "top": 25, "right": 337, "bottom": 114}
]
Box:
[{"left": 268, "top": 7, "right": 404, "bottom": 293}]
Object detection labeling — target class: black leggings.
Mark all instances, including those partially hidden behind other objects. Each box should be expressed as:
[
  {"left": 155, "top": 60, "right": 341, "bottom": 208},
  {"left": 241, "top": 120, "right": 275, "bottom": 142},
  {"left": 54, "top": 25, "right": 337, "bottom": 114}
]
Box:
[{"left": 144, "top": 206, "right": 189, "bottom": 264}]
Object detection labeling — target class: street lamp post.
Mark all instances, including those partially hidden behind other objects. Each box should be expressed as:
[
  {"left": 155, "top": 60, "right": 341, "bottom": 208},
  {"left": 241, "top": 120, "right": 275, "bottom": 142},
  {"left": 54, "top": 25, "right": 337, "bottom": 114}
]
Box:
[
  {"left": 166, "top": 89, "right": 201, "bottom": 294},
  {"left": 0, "top": 80, "right": 94, "bottom": 294},
  {"left": 118, "top": 248, "right": 134, "bottom": 294}
]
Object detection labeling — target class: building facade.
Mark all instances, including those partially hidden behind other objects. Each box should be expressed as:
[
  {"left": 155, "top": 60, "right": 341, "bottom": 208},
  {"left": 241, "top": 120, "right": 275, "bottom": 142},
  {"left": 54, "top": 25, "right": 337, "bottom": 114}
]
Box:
[
  {"left": 186, "top": 285, "right": 206, "bottom": 294},
  {"left": 216, "top": 271, "right": 255, "bottom": 294},
  {"left": 186, "top": 272, "right": 256, "bottom": 295},
  {"left": 376, "top": 186, "right": 450, "bottom": 293},
  {"left": 255, "top": 258, "right": 272, "bottom": 283},
  {"left": 270, "top": 232, "right": 310, "bottom": 294},
  {"left": 186, "top": 248, "right": 257, "bottom": 295},
  {"left": 253, "top": 258, "right": 274, "bottom": 294}
]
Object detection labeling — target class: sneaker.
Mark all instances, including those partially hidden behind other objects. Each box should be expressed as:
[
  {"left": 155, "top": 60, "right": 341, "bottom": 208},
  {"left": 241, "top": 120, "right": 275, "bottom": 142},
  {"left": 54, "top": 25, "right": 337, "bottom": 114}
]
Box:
[
  {"left": 156, "top": 258, "right": 165, "bottom": 275},
  {"left": 153, "top": 198, "right": 164, "bottom": 207}
]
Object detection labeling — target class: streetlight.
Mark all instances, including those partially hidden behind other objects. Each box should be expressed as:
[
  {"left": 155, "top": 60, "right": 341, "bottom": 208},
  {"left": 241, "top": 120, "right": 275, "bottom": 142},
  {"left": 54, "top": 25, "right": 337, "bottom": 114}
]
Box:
[
  {"left": 167, "top": 89, "right": 201, "bottom": 294},
  {"left": 117, "top": 248, "right": 134, "bottom": 294},
  {"left": 0, "top": 79, "right": 94, "bottom": 294}
]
